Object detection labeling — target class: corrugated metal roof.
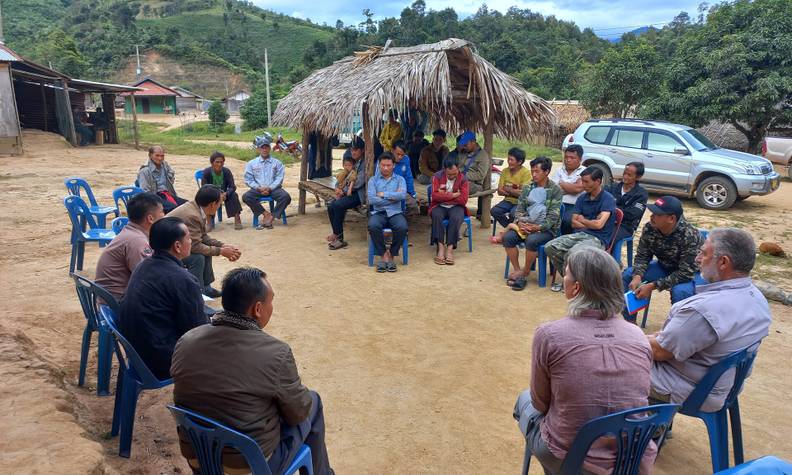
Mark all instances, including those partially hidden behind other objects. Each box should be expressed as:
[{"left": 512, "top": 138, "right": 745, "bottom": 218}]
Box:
[
  {"left": 70, "top": 78, "right": 142, "bottom": 93},
  {"left": 0, "top": 43, "right": 23, "bottom": 62}
]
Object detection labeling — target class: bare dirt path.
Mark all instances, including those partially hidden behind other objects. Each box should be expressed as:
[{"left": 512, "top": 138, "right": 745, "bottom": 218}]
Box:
[{"left": 0, "top": 131, "right": 790, "bottom": 474}]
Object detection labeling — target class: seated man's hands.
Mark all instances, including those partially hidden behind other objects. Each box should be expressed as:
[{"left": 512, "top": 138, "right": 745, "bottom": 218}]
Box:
[
  {"left": 258, "top": 187, "right": 271, "bottom": 195},
  {"left": 520, "top": 222, "right": 540, "bottom": 233},
  {"left": 334, "top": 188, "right": 344, "bottom": 199},
  {"left": 220, "top": 245, "right": 242, "bottom": 262},
  {"left": 634, "top": 282, "right": 656, "bottom": 300}
]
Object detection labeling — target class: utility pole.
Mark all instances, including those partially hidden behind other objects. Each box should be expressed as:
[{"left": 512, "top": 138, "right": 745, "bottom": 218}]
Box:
[
  {"left": 0, "top": 2, "right": 5, "bottom": 43},
  {"left": 264, "top": 48, "right": 271, "bottom": 125}
]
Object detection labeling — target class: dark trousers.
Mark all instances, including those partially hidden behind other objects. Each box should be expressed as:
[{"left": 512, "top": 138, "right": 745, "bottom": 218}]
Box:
[
  {"left": 368, "top": 212, "right": 407, "bottom": 257},
  {"left": 268, "top": 391, "right": 334, "bottom": 475},
  {"left": 622, "top": 261, "right": 698, "bottom": 304},
  {"left": 223, "top": 191, "right": 243, "bottom": 217},
  {"left": 242, "top": 188, "right": 291, "bottom": 219},
  {"left": 560, "top": 203, "right": 575, "bottom": 235},
  {"left": 491, "top": 200, "right": 516, "bottom": 228},
  {"left": 159, "top": 192, "right": 188, "bottom": 214},
  {"left": 182, "top": 253, "right": 215, "bottom": 289},
  {"left": 430, "top": 206, "right": 465, "bottom": 248},
  {"left": 327, "top": 193, "right": 361, "bottom": 239}
]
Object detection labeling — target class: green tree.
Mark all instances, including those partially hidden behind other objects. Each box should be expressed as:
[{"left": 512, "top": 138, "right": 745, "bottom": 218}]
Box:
[
  {"left": 240, "top": 89, "right": 270, "bottom": 129},
  {"left": 32, "top": 29, "right": 89, "bottom": 76},
  {"left": 580, "top": 39, "right": 662, "bottom": 117},
  {"left": 644, "top": 0, "right": 792, "bottom": 152},
  {"left": 207, "top": 100, "right": 230, "bottom": 125}
]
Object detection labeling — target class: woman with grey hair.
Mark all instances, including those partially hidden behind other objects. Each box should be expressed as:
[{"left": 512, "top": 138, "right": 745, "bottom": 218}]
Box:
[{"left": 513, "top": 246, "right": 658, "bottom": 474}]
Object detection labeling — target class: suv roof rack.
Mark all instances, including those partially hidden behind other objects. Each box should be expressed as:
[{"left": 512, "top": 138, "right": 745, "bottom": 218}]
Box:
[{"left": 588, "top": 118, "right": 656, "bottom": 126}]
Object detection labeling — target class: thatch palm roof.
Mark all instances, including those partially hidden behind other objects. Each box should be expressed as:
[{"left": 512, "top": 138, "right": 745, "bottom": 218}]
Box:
[{"left": 272, "top": 38, "right": 555, "bottom": 139}]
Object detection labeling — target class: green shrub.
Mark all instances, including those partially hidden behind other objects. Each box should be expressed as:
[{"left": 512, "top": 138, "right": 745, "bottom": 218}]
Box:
[{"left": 207, "top": 100, "right": 229, "bottom": 126}]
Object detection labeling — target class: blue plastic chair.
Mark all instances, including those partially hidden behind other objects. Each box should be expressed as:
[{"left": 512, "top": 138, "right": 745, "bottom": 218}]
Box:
[
  {"left": 715, "top": 456, "right": 792, "bottom": 474},
  {"left": 98, "top": 306, "right": 174, "bottom": 458},
  {"left": 71, "top": 274, "right": 119, "bottom": 396},
  {"left": 678, "top": 346, "right": 761, "bottom": 473},
  {"left": 64, "top": 195, "right": 116, "bottom": 273},
  {"left": 112, "top": 186, "right": 144, "bottom": 216},
  {"left": 111, "top": 216, "right": 129, "bottom": 234},
  {"left": 426, "top": 185, "right": 473, "bottom": 252},
  {"left": 503, "top": 203, "right": 565, "bottom": 287},
  {"left": 367, "top": 201, "right": 409, "bottom": 266},
  {"left": 612, "top": 236, "right": 635, "bottom": 268},
  {"left": 252, "top": 196, "right": 287, "bottom": 227},
  {"left": 64, "top": 177, "right": 118, "bottom": 227},
  {"left": 521, "top": 404, "right": 679, "bottom": 475},
  {"left": 168, "top": 405, "right": 314, "bottom": 475},
  {"left": 196, "top": 170, "right": 224, "bottom": 223}
]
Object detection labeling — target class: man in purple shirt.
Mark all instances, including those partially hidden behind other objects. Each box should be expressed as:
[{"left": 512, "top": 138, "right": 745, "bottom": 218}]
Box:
[
  {"left": 95, "top": 192, "right": 163, "bottom": 300},
  {"left": 514, "top": 246, "right": 656, "bottom": 474},
  {"left": 648, "top": 228, "right": 771, "bottom": 412}
]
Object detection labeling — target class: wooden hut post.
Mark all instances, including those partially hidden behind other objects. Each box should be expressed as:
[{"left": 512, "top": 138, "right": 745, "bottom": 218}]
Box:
[
  {"left": 40, "top": 82, "right": 48, "bottom": 131},
  {"left": 130, "top": 93, "right": 139, "bottom": 150},
  {"left": 102, "top": 93, "right": 118, "bottom": 144},
  {"left": 362, "top": 101, "right": 375, "bottom": 180},
  {"left": 480, "top": 120, "right": 494, "bottom": 228},
  {"left": 57, "top": 79, "right": 78, "bottom": 146},
  {"left": 298, "top": 127, "right": 309, "bottom": 214}
]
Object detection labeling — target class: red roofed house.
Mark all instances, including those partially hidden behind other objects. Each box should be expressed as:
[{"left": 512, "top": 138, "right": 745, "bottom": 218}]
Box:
[{"left": 123, "top": 78, "right": 178, "bottom": 114}]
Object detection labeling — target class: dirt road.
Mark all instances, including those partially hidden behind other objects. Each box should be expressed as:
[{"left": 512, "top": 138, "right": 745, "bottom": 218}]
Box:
[{"left": 0, "top": 131, "right": 790, "bottom": 474}]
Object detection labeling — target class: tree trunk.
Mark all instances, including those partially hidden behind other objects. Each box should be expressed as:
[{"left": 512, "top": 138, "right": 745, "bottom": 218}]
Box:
[{"left": 730, "top": 120, "right": 765, "bottom": 154}]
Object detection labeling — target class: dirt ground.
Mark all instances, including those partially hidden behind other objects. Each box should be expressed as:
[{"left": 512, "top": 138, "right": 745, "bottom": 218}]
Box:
[{"left": 1, "top": 130, "right": 790, "bottom": 474}]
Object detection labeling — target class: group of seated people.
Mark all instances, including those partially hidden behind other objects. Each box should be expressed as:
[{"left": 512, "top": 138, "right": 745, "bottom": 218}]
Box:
[
  {"left": 92, "top": 188, "right": 771, "bottom": 474},
  {"left": 137, "top": 134, "right": 292, "bottom": 230}
]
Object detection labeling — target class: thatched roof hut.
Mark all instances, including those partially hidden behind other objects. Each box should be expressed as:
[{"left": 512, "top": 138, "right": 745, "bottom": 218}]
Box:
[{"left": 272, "top": 38, "right": 556, "bottom": 225}]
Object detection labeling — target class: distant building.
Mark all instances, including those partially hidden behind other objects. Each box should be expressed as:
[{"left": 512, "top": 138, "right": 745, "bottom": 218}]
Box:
[
  {"left": 122, "top": 78, "right": 179, "bottom": 115},
  {"left": 171, "top": 86, "right": 205, "bottom": 112},
  {"left": 222, "top": 90, "right": 251, "bottom": 114}
]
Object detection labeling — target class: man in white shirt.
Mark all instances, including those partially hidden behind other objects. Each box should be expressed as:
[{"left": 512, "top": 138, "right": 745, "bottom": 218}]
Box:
[{"left": 552, "top": 144, "right": 586, "bottom": 234}]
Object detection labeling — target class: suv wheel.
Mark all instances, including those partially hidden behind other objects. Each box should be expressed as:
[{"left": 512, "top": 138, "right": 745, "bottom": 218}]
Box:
[
  {"left": 588, "top": 162, "right": 612, "bottom": 186},
  {"left": 696, "top": 176, "right": 737, "bottom": 210}
]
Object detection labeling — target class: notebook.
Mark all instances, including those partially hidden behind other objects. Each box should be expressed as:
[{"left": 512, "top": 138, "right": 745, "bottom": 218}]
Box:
[{"left": 625, "top": 290, "right": 650, "bottom": 315}]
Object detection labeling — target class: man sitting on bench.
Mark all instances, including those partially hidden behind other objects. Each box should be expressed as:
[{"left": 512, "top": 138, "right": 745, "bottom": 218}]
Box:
[{"left": 326, "top": 138, "right": 367, "bottom": 250}]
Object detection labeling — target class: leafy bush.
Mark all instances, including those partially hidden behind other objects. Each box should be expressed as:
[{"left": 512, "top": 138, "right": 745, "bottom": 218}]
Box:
[
  {"left": 240, "top": 89, "right": 270, "bottom": 129},
  {"left": 207, "top": 100, "right": 229, "bottom": 126}
]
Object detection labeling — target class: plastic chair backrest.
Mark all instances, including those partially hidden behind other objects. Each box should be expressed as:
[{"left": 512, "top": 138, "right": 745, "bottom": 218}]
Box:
[
  {"left": 167, "top": 405, "right": 272, "bottom": 475},
  {"left": 112, "top": 217, "right": 129, "bottom": 234},
  {"left": 560, "top": 404, "right": 680, "bottom": 475},
  {"left": 680, "top": 346, "right": 759, "bottom": 415},
  {"left": 607, "top": 208, "right": 625, "bottom": 252},
  {"left": 72, "top": 273, "right": 100, "bottom": 329},
  {"left": 194, "top": 169, "right": 203, "bottom": 187},
  {"left": 112, "top": 186, "right": 144, "bottom": 214},
  {"left": 64, "top": 195, "right": 102, "bottom": 231},
  {"left": 98, "top": 306, "right": 165, "bottom": 387},
  {"left": 65, "top": 177, "right": 100, "bottom": 207}
]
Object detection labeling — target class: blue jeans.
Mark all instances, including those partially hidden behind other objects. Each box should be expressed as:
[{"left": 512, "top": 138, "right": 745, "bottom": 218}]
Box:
[
  {"left": 622, "top": 261, "right": 701, "bottom": 304},
  {"left": 491, "top": 200, "right": 516, "bottom": 228}
]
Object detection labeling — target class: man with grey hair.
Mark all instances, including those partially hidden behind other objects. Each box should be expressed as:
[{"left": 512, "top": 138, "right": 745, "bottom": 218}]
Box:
[
  {"left": 137, "top": 145, "right": 187, "bottom": 213},
  {"left": 243, "top": 134, "right": 291, "bottom": 229},
  {"left": 648, "top": 228, "right": 771, "bottom": 412},
  {"left": 514, "top": 246, "right": 656, "bottom": 474}
]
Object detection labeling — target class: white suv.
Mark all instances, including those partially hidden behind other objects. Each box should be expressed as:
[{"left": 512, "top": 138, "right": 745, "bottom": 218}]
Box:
[{"left": 562, "top": 119, "right": 781, "bottom": 210}]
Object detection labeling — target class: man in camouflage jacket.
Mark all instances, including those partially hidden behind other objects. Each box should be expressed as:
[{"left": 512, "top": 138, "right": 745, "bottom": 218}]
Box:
[{"left": 623, "top": 196, "right": 704, "bottom": 306}]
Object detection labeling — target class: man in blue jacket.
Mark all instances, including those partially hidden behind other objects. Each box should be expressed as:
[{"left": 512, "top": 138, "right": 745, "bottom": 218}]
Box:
[
  {"left": 368, "top": 153, "right": 408, "bottom": 273},
  {"left": 119, "top": 216, "right": 208, "bottom": 379}
]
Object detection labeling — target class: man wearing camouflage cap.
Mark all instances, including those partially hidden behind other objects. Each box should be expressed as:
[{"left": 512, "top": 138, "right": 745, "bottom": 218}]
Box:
[
  {"left": 623, "top": 195, "right": 704, "bottom": 310},
  {"left": 243, "top": 133, "right": 291, "bottom": 229}
]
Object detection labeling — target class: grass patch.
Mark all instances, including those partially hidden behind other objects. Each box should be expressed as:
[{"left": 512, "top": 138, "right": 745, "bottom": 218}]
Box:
[{"left": 752, "top": 253, "right": 791, "bottom": 286}]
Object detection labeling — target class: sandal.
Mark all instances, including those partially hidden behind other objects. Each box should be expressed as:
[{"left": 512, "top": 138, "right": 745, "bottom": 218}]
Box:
[
  {"left": 434, "top": 256, "right": 446, "bottom": 265},
  {"left": 510, "top": 277, "right": 527, "bottom": 291},
  {"left": 328, "top": 239, "right": 348, "bottom": 250},
  {"left": 444, "top": 256, "right": 455, "bottom": 265}
]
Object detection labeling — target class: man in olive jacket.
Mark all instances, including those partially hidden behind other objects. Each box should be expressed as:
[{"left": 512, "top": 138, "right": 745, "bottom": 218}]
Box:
[{"left": 169, "top": 185, "right": 241, "bottom": 297}]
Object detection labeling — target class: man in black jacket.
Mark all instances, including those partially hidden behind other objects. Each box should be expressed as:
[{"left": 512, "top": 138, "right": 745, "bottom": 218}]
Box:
[
  {"left": 119, "top": 216, "right": 208, "bottom": 379},
  {"left": 604, "top": 161, "right": 649, "bottom": 242}
]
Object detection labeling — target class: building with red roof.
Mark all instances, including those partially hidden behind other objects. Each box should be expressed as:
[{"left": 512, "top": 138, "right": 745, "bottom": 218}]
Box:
[{"left": 122, "top": 78, "right": 178, "bottom": 115}]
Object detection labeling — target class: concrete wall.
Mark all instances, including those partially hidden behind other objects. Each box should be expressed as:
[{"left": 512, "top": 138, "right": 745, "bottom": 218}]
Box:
[{"left": 124, "top": 96, "right": 177, "bottom": 114}]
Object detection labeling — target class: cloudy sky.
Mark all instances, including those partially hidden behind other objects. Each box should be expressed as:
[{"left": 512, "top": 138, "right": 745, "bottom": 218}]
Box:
[{"left": 253, "top": 0, "right": 704, "bottom": 39}]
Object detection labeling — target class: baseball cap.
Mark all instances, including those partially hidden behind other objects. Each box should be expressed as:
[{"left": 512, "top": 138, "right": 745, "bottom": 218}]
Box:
[
  {"left": 458, "top": 131, "right": 476, "bottom": 146},
  {"left": 647, "top": 196, "right": 683, "bottom": 219},
  {"left": 254, "top": 133, "right": 273, "bottom": 148}
]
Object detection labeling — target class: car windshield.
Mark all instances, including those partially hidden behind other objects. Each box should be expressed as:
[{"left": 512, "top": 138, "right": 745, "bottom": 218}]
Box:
[{"left": 679, "top": 129, "right": 718, "bottom": 151}]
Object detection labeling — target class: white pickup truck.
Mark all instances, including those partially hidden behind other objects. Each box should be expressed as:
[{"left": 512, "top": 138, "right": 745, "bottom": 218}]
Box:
[{"left": 762, "top": 136, "right": 792, "bottom": 179}]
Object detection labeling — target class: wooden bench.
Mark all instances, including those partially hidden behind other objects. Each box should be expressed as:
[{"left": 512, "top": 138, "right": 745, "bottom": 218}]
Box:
[{"left": 298, "top": 177, "right": 368, "bottom": 215}]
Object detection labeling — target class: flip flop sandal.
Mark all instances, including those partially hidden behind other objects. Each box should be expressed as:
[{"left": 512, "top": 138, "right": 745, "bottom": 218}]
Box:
[
  {"left": 444, "top": 257, "right": 455, "bottom": 265},
  {"left": 328, "top": 240, "right": 348, "bottom": 250},
  {"left": 376, "top": 262, "right": 387, "bottom": 273},
  {"left": 510, "top": 277, "right": 528, "bottom": 291},
  {"left": 434, "top": 256, "right": 446, "bottom": 265},
  {"left": 386, "top": 262, "right": 397, "bottom": 272}
]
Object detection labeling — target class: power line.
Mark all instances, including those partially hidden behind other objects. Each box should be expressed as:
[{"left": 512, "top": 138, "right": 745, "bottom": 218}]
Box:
[{"left": 589, "top": 22, "right": 669, "bottom": 32}]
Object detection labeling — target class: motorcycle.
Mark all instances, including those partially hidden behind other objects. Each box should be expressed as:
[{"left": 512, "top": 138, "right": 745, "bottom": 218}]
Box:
[{"left": 273, "top": 134, "right": 303, "bottom": 161}]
